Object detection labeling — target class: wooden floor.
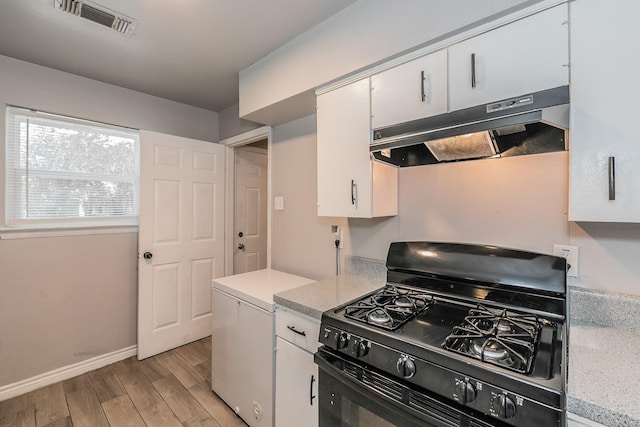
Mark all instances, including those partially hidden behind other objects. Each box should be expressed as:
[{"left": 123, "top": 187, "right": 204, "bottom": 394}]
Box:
[{"left": 0, "top": 337, "right": 248, "bottom": 427}]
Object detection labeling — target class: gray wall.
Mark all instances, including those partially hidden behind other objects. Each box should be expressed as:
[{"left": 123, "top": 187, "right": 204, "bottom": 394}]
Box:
[
  {"left": 0, "top": 56, "right": 218, "bottom": 388},
  {"left": 0, "top": 233, "right": 137, "bottom": 386},
  {"left": 218, "top": 103, "right": 262, "bottom": 141},
  {"left": 348, "top": 152, "right": 570, "bottom": 260},
  {"left": 270, "top": 115, "right": 348, "bottom": 279}
]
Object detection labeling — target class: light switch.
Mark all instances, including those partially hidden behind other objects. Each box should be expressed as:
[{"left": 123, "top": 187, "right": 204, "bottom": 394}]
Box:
[{"left": 274, "top": 196, "right": 284, "bottom": 211}]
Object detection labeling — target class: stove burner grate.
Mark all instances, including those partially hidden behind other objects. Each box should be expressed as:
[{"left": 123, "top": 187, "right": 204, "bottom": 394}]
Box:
[
  {"left": 344, "top": 285, "right": 435, "bottom": 331},
  {"left": 442, "top": 305, "right": 543, "bottom": 374}
]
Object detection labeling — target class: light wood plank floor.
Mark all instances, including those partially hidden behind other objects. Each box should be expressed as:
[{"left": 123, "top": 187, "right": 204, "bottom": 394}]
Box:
[{"left": 0, "top": 337, "right": 248, "bottom": 427}]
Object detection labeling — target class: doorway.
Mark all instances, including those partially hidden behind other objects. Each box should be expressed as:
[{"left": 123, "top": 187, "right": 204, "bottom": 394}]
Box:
[
  {"left": 234, "top": 143, "right": 268, "bottom": 273},
  {"left": 220, "top": 126, "right": 272, "bottom": 276}
]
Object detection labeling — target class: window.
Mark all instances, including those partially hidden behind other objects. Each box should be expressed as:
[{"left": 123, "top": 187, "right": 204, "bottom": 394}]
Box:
[{"left": 5, "top": 107, "right": 139, "bottom": 229}]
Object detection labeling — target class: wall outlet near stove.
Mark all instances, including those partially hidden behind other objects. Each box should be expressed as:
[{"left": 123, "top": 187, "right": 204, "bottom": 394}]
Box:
[{"left": 552, "top": 244, "right": 579, "bottom": 278}]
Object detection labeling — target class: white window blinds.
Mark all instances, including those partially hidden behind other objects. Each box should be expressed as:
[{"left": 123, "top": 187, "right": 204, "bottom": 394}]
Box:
[{"left": 5, "top": 107, "right": 140, "bottom": 228}]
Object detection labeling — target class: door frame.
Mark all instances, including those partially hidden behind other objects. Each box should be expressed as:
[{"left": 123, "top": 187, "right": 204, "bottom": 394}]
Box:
[{"left": 219, "top": 126, "right": 272, "bottom": 276}]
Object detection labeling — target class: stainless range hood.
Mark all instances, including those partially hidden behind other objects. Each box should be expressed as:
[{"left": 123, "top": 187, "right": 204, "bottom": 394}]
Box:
[{"left": 370, "top": 86, "right": 569, "bottom": 167}]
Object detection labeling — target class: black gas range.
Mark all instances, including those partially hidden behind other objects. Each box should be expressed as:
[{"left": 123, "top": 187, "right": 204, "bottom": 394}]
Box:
[{"left": 315, "top": 242, "right": 567, "bottom": 427}]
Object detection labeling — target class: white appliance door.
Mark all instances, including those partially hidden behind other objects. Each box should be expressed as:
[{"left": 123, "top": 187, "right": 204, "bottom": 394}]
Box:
[
  {"left": 212, "top": 288, "right": 273, "bottom": 427},
  {"left": 138, "top": 130, "right": 225, "bottom": 359}
]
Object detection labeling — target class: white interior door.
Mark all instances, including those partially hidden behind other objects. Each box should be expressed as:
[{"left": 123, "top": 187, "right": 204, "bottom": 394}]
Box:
[
  {"left": 138, "top": 130, "right": 225, "bottom": 359},
  {"left": 234, "top": 148, "right": 267, "bottom": 274}
]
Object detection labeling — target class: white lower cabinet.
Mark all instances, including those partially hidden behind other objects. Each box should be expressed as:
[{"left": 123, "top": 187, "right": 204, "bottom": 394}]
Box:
[
  {"left": 567, "top": 413, "right": 606, "bottom": 427},
  {"left": 275, "top": 337, "right": 318, "bottom": 427},
  {"left": 275, "top": 307, "right": 320, "bottom": 427}
]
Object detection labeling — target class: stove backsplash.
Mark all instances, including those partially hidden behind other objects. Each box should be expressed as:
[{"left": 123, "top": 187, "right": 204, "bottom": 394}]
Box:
[{"left": 344, "top": 255, "right": 386, "bottom": 281}]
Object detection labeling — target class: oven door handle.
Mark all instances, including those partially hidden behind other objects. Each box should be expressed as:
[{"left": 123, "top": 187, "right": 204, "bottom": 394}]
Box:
[{"left": 310, "top": 374, "right": 316, "bottom": 406}]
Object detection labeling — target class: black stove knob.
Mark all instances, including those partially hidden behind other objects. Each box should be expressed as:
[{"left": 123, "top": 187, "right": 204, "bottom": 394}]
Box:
[
  {"left": 396, "top": 355, "right": 416, "bottom": 379},
  {"left": 497, "top": 394, "right": 517, "bottom": 419},
  {"left": 332, "top": 331, "right": 348, "bottom": 350},
  {"left": 351, "top": 339, "right": 369, "bottom": 358},
  {"left": 455, "top": 380, "right": 477, "bottom": 404}
]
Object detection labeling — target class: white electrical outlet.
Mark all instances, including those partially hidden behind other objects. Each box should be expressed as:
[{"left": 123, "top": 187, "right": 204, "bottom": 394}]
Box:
[{"left": 552, "top": 244, "right": 579, "bottom": 278}]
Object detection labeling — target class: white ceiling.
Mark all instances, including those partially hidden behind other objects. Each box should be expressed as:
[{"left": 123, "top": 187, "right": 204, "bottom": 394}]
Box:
[{"left": 0, "top": 0, "right": 356, "bottom": 112}]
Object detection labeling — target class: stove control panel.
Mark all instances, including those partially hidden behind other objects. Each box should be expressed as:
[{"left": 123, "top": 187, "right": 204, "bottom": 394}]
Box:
[
  {"left": 324, "top": 329, "right": 348, "bottom": 350},
  {"left": 453, "top": 378, "right": 477, "bottom": 404},
  {"left": 490, "top": 392, "right": 517, "bottom": 419},
  {"left": 396, "top": 355, "right": 416, "bottom": 379},
  {"left": 453, "top": 376, "right": 523, "bottom": 421},
  {"left": 350, "top": 338, "right": 370, "bottom": 358}
]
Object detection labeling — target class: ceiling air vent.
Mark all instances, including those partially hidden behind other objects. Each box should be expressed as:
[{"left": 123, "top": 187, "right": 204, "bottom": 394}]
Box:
[{"left": 54, "top": 0, "right": 138, "bottom": 36}]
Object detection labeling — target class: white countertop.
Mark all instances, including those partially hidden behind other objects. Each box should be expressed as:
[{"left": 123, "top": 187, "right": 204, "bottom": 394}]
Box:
[{"left": 212, "top": 269, "right": 315, "bottom": 312}]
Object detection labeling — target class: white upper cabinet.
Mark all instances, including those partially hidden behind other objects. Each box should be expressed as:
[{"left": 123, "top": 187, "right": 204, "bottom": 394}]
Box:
[
  {"left": 371, "top": 50, "right": 448, "bottom": 129},
  {"left": 569, "top": 0, "right": 640, "bottom": 222},
  {"left": 448, "top": 4, "right": 569, "bottom": 111},
  {"left": 317, "top": 79, "right": 398, "bottom": 218}
]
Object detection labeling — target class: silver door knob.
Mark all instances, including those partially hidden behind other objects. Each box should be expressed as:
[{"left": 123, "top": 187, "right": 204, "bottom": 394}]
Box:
[{"left": 237, "top": 243, "right": 245, "bottom": 250}]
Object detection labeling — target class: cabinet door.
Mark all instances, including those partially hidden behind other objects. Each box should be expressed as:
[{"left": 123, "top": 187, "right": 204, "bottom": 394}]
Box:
[
  {"left": 371, "top": 50, "right": 448, "bottom": 129},
  {"left": 317, "top": 79, "right": 373, "bottom": 218},
  {"left": 448, "top": 4, "right": 569, "bottom": 111},
  {"left": 275, "top": 337, "right": 318, "bottom": 427},
  {"left": 569, "top": 0, "right": 640, "bottom": 222},
  {"left": 211, "top": 289, "right": 274, "bottom": 427}
]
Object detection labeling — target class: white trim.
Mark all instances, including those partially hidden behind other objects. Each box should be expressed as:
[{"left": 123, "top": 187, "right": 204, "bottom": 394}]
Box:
[
  {"left": 0, "top": 345, "right": 137, "bottom": 401},
  {"left": 0, "top": 225, "right": 138, "bottom": 240},
  {"left": 316, "top": 0, "right": 568, "bottom": 95},
  {"left": 220, "top": 126, "right": 273, "bottom": 276},
  {"left": 219, "top": 126, "right": 272, "bottom": 147}
]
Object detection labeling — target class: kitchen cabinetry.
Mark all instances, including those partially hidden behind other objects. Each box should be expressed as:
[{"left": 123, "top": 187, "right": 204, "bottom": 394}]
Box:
[
  {"left": 448, "top": 4, "right": 568, "bottom": 111},
  {"left": 569, "top": 0, "right": 640, "bottom": 222},
  {"left": 371, "top": 50, "right": 448, "bottom": 129},
  {"left": 567, "top": 413, "right": 606, "bottom": 427},
  {"left": 211, "top": 270, "right": 315, "bottom": 427},
  {"left": 317, "top": 78, "right": 398, "bottom": 218},
  {"left": 275, "top": 307, "right": 320, "bottom": 427}
]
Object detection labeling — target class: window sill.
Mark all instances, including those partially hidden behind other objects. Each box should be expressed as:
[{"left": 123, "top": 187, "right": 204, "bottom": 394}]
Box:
[{"left": 0, "top": 225, "right": 138, "bottom": 240}]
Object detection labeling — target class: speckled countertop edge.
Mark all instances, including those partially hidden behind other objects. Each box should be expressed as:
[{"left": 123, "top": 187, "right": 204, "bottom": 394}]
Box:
[
  {"left": 273, "top": 274, "right": 385, "bottom": 319},
  {"left": 569, "top": 287, "right": 640, "bottom": 426},
  {"left": 273, "top": 256, "right": 386, "bottom": 319},
  {"left": 570, "top": 286, "right": 640, "bottom": 328}
]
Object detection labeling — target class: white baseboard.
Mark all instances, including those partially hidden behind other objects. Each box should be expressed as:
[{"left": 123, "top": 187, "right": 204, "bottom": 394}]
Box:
[{"left": 0, "top": 345, "right": 137, "bottom": 402}]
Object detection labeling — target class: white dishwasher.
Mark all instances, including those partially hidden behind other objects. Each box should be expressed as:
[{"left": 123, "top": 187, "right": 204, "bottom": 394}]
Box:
[{"left": 211, "top": 269, "right": 315, "bottom": 427}]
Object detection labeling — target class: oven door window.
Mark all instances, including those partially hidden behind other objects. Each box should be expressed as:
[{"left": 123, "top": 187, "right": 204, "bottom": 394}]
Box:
[{"left": 319, "top": 368, "right": 432, "bottom": 427}]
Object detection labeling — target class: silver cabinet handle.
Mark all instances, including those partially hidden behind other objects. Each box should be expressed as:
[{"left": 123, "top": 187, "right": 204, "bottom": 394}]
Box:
[
  {"left": 421, "top": 70, "right": 426, "bottom": 102},
  {"left": 351, "top": 180, "right": 357, "bottom": 206},
  {"left": 471, "top": 53, "right": 477, "bottom": 88},
  {"left": 608, "top": 156, "right": 616, "bottom": 201}
]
